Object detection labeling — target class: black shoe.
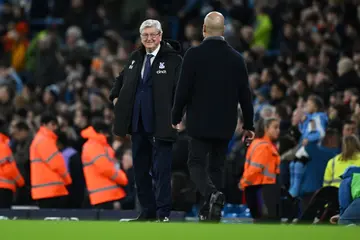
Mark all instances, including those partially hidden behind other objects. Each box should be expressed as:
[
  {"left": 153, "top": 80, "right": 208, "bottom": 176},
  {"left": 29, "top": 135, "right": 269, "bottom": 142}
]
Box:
[
  {"left": 208, "top": 191, "right": 225, "bottom": 222},
  {"left": 198, "top": 203, "right": 210, "bottom": 222},
  {"left": 129, "top": 212, "right": 157, "bottom": 222}
]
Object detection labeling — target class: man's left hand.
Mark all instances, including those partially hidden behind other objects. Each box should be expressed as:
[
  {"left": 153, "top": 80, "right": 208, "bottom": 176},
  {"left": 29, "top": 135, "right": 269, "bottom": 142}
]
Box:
[
  {"left": 172, "top": 124, "right": 180, "bottom": 130},
  {"left": 242, "top": 130, "right": 255, "bottom": 146}
]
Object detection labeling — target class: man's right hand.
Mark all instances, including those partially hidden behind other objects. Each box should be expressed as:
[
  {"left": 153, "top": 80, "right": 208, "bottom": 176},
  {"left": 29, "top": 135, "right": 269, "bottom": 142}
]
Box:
[{"left": 113, "top": 98, "right": 118, "bottom": 106}]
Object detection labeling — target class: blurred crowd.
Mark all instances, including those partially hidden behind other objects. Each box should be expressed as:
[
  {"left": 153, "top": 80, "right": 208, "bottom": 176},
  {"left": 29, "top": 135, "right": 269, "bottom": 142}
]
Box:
[{"left": 1, "top": 0, "right": 360, "bottom": 219}]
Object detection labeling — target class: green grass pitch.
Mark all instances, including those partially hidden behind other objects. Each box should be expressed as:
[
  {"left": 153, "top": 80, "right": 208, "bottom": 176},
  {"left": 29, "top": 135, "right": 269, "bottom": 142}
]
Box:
[{"left": 0, "top": 221, "right": 359, "bottom": 240}]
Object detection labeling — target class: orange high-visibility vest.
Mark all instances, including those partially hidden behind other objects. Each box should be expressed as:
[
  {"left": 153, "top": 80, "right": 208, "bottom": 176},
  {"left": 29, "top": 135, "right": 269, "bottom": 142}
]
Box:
[
  {"left": 0, "top": 133, "right": 25, "bottom": 192},
  {"left": 81, "top": 126, "right": 128, "bottom": 205},
  {"left": 241, "top": 136, "right": 280, "bottom": 189},
  {"left": 30, "top": 127, "right": 72, "bottom": 200}
]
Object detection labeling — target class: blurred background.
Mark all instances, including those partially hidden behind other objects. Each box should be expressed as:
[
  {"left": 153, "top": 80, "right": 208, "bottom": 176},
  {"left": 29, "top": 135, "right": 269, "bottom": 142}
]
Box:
[{"left": 2, "top": 0, "right": 360, "bottom": 219}]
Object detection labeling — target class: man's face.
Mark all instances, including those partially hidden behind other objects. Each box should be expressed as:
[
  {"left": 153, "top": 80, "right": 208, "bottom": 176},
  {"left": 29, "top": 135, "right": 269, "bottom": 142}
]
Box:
[
  {"left": 343, "top": 123, "right": 357, "bottom": 137},
  {"left": 74, "top": 110, "right": 83, "bottom": 127},
  {"left": 46, "top": 122, "right": 58, "bottom": 132},
  {"left": 141, "top": 27, "right": 161, "bottom": 51},
  {"left": 305, "top": 99, "right": 316, "bottom": 113},
  {"left": 0, "top": 86, "right": 10, "bottom": 103},
  {"left": 283, "top": 24, "right": 293, "bottom": 38},
  {"left": 270, "top": 85, "right": 283, "bottom": 100},
  {"left": 241, "top": 26, "right": 253, "bottom": 42},
  {"left": 43, "top": 91, "right": 54, "bottom": 105},
  {"left": 185, "top": 24, "right": 196, "bottom": 40},
  {"left": 12, "top": 128, "right": 28, "bottom": 142},
  {"left": 66, "top": 34, "right": 77, "bottom": 46},
  {"left": 326, "top": 12, "right": 337, "bottom": 24}
]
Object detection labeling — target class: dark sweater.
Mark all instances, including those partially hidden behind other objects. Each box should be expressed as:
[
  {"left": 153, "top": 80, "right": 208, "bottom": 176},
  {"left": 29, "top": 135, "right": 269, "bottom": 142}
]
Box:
[{"left": 172, "top": 37, "right": 254, "bottom": 140}]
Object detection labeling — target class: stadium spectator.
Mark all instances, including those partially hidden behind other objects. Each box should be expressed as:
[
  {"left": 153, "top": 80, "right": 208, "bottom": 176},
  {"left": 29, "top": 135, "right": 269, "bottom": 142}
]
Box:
[
  {"left": 11, "top": 120, "right": 33, "bottom": 205},
  {"left": 336, "top": 166, "right": 360, "bottom": 225},
  {"left": 324, "top": 135, "right": 360, "bottom": 188},
  {"left": 240, "top": 117, "right": 281, "bottom": 222},
  {"left": 0, "top": 119, "right": 25, "bottom": 208},
  {"left": 81, "top": 120, "right": 128, "bottom": 210},
  {"left": 57, "top": 130, "right": 86, "bottom": 209},
  {"left": 30, "top": 113, "right": 72, "bottom": 208}
]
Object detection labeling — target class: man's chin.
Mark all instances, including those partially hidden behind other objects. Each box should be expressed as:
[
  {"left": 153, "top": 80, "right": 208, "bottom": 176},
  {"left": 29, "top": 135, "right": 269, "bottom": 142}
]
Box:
[{"left": 145, "top": 44, "right": 155, "bottom": 49}]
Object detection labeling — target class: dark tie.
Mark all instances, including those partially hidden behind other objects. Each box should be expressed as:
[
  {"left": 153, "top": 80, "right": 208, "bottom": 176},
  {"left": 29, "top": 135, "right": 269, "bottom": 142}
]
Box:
[{"left": 142, "top": 54, "right": 154, "bottom": 83}]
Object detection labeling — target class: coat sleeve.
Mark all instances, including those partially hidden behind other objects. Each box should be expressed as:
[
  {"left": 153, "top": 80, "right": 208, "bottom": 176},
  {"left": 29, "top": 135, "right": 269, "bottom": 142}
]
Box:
[
  {"left": 0, "top": 147, "right": 25, "bottom": 187},
  {"left": 91, "top": 147, "right": 128, "bottom": 186},
  {"left": 109, "top": 71, "right": 124, "bottom": 102},
  {"left": 10, "top": 161, "right": 25, "bottom": 187},
  {"left": 237, "top": 57, "right": 254, "bottom": 131},
  {"left": 38, "top": 141, "right": 72, "bottom": 185},
  {"left": 172, "top": 55, "right": 183, "bottom": 105},
  {"left": 172, "top": 48, "right": 195, "bottom": 125},
  {"left": 338, "top": 176, "right": 352, "bottom": 216}
]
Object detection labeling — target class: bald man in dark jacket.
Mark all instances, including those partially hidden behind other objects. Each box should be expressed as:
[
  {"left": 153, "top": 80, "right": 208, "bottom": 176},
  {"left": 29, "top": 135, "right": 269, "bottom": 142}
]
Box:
[{"left": 172, "top": 11, "right": 255, "bottom": 222}]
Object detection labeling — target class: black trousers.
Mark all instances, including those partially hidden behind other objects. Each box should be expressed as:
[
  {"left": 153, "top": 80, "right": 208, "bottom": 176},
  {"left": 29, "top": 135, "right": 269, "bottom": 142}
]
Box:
[
  {"left": 37, "top": 196, "right": 68, "bottom": 209},
  {"left": 94, "top": 201, "right": 116, "bottom": 210},
  {"left": 187, "top": 137, "right": 228, "bottom": 200},
  {"left": 132, "top": 130, "right": 173, "bottom": 219},
  {"left": 299, "top": 186, "right": 339, "bottom": 223},
  {"left": 0, "top": 188, "right": 13, "bottom": 208},
  {"left": 245, "top": 184, "right": 281, "bottom": 222}
]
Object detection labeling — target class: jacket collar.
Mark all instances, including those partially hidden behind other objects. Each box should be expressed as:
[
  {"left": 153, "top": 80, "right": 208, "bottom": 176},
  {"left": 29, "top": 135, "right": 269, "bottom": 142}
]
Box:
[
  {"left": 262, "top": 135, "right": 273, "bottom": 144},
  {"left": 80, "top": 126, "right": 108, "bottom": 146},
  {"left": 203, "top": 36, "right": 225, "bottom": 41},
  {"left": 0, "top": 133, "right": 10, "bottom": 145},
  {"left": 341, "top": 166, "right": 360, "bottom": 179},
  {"left": 38, "top": 126, "right": 57, "bottom": 140}
]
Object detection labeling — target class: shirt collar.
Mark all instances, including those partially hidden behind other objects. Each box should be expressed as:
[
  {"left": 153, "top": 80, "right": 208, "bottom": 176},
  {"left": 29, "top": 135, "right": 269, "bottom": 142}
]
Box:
[
  {"left": 204, "top": 36, "right": 225, "bottom": 41},
  {"left": 147, "top": 44, "right": 161, "bottom": 57}
]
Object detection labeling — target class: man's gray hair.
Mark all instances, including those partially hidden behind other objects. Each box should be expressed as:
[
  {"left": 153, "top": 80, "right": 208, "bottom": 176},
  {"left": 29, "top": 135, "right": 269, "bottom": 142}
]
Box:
[{"left": 139, "top": 19, "right": 163, "bottom": 34}]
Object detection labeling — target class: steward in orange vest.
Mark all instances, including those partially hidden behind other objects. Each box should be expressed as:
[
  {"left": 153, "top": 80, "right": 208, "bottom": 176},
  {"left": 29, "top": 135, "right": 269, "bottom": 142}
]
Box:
[
  {"left": 240, "top": 117, "right": 281, "bottom": 222},
  {"left": 30, "top": 114, "right": 72, "bottom": 208},
  {"left": 81, "top": 121, "right": 128, "bottom": 209},
  {"left": 0, "top": 132, "right": 25, "bottom": 208}
]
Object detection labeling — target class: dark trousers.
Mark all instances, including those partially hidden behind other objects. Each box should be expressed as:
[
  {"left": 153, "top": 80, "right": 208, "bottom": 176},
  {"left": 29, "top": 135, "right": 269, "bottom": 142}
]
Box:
[
  {"left": 132, "top": 130, "right": 173, "bottom": 219},
  {"left": 94, "top": 201, "right": 116, "bottom": 210},
  {"left": 16, "top": 164, "right": 32, "bottom": 205},
  {"left": 300, "top": 186, "right": 339, "bottom": 223},
  {"left": 187, "top": 137, "right": 228, "bottom": 200},
  {"left": 245, "top": 184, "right": 281, "bottom": 222},
  {"left": 37, "top": 196, "right": 68, "bottom": 209},
  {"left": 0, "top": 189, "right": 13, "bottom": 208}
]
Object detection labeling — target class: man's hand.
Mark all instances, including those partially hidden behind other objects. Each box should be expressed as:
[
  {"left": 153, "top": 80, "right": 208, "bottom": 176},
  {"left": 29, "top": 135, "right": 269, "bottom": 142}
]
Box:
[
  {"left": 113, "top": 98, "right": 118, "bottom": 106},
  {"left": 172, "top": 124, "right": 180, "bottom": 130},
  {"left": 238, "top": 181, "right": 244, "bottom": 191},
  {"left": 242, "top": 130, "right": 255, "bottom": 146}
]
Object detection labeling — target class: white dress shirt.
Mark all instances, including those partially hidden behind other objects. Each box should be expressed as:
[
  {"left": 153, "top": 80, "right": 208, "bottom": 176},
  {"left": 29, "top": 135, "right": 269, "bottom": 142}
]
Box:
[{"left": 141, "top": 44, "right": 161, "bottom": 78}]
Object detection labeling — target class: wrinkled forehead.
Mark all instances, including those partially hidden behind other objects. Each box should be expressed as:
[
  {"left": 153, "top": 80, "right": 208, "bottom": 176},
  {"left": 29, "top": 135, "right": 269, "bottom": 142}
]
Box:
[{"left": 142, "top": 27, "right": 159, "bottom": 34}]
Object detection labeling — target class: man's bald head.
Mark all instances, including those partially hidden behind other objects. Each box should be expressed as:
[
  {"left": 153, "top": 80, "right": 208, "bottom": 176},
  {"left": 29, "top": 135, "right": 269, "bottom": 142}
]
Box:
[{"left": 203, "top": 11, "right": 225, "bottom": 37}]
